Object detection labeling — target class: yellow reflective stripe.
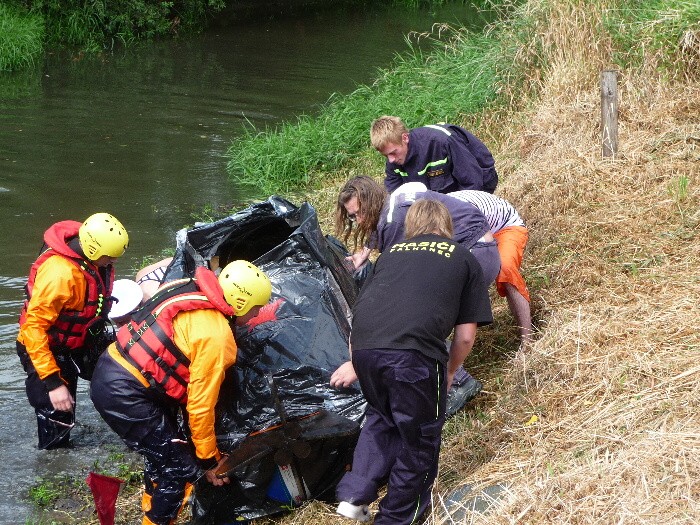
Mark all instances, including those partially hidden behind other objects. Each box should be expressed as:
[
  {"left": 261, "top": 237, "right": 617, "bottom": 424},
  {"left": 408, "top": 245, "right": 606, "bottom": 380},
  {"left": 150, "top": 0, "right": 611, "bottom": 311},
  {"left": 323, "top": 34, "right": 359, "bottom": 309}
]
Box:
[
  {"left": 417, "top": 157, "right": 448, "bottom": 176},
  {"left": 96, "top": 293, "right": 104, "bottom": 316}
]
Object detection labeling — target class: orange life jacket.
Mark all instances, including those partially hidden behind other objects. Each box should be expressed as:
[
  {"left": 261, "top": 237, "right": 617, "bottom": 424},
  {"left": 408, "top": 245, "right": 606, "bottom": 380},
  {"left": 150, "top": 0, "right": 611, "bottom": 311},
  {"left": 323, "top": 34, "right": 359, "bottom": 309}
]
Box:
[
  {"left": 19, "top": 221, "right": 114, "bottom": 351},
  {"left": 115, "top": 267, "right": 234, "bottom": 404}
]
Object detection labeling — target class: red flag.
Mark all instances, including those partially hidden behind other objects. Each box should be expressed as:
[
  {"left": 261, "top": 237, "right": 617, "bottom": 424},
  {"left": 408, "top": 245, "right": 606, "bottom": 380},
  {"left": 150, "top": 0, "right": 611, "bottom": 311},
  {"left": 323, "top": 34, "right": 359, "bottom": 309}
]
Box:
[{"left": 86, "top": 471, "right": 124, "bottom": 525}]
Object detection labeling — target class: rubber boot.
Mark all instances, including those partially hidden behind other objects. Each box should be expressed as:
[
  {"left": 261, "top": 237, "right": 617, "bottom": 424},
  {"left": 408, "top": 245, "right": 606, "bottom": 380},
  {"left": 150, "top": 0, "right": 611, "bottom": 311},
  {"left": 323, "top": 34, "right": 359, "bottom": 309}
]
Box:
[{"left": 37, "top": 410, "right": 73, "bottom": 450}]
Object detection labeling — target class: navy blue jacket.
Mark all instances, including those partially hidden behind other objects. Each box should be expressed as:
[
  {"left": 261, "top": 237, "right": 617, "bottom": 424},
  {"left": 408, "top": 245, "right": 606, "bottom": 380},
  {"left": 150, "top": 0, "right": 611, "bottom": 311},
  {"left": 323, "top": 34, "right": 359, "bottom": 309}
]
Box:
[{"left": 384, "top": 124, "right": 498, "bottom": 194}]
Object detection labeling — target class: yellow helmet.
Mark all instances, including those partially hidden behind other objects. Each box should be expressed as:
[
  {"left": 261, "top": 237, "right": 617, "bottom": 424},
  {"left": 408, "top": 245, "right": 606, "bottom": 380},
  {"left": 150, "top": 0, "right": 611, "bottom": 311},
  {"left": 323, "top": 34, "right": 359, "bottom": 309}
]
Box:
[
  {"left": 218, "top": 260, "right": 271, "bottom": 316},
  {"left": 79, "top": 213, "right": 129, "bottom": 261}
]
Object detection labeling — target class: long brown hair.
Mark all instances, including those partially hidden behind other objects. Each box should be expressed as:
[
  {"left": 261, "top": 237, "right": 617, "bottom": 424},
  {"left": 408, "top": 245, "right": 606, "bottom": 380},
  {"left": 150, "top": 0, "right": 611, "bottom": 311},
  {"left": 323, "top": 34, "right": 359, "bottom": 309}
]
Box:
[{"left": 335, "top": 176, "right": 387, "bottom": 249}]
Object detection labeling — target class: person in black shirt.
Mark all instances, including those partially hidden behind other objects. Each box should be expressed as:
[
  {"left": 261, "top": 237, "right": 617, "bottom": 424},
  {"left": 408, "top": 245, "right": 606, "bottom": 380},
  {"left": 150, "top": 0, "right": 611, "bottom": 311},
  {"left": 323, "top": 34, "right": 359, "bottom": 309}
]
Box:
[
  {"left": 333, "top": 175, "right": 497, "bottom": 415},
  {"left": 334, "top": 199, "right": 492, "bottom": 524}
]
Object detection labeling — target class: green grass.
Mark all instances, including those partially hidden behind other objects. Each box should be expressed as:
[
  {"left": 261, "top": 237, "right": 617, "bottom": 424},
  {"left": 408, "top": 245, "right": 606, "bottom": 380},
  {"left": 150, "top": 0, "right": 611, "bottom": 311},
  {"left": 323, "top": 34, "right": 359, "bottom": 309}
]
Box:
[
  {"left": 24, "top": 447, "right": 144, "bottom": 524},
  {"left": 226, "top": 31, "right": 500, "bottom": 194},
  {"left": 0, "top": 4, "right": 44, "bottom": 71},
  {"left": 27, "top": 477, "right": 63, "bottom": 507},
  {"left": 39, "top": 0, "right": 173, "bottom": 51},
  {"left": 606, "top": 0, "right": 700, "bottom": 72},
  {"left": 95, "top": 448, "right": 144, "bottom": 485},
  {"left": 669, "top": 174, "right": 689, "bottom": 201},
  {"left": 226, "top": 0, "right": 699, "bottom": 196},
  {"left": 0, "top": 0, "right": 228, "bottom": 63}
]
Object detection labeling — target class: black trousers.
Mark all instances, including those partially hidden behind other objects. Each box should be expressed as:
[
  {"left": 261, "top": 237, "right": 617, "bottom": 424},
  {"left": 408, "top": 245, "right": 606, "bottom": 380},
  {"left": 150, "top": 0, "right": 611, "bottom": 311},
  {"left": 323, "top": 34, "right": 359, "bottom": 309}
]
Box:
[
  {"left": 17, "top": 341, "right": 79, "bottom": 449},
  {"left": 90, "top": 349, "right": 199, "bottom": 525}
]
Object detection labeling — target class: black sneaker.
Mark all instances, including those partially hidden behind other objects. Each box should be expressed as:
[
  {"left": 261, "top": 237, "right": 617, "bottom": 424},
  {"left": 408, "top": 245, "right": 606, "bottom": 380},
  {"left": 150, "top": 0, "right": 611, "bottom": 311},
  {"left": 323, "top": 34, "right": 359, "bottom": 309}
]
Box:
[{"left": 446, "top": 376, "right": 482, "bottom": 417}]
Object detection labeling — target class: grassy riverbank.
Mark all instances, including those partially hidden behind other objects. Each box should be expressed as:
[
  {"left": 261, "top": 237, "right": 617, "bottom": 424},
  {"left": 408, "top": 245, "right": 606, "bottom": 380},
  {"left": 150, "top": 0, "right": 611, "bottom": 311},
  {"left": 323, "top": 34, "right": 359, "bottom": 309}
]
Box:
[
  {"left": 226, "top": 27, "right": 500, "bottom": 194},
  {"left": 227, "top": 0, "right": 698, "bottom": 195},
  {"left": 25, "top": 0, "right": 699, "bottom": 523},
  {"left": 0, "top": 4, "right": 44, "bottom": 71},
  {"left": 0, "top": 0, "right": 447, "bottom": 72},
  {"left": 0, "top": 0, "right": 227, "bottom": 71},
  {"left": 235, "top": 0, "right": 700, "bottom": 523}
]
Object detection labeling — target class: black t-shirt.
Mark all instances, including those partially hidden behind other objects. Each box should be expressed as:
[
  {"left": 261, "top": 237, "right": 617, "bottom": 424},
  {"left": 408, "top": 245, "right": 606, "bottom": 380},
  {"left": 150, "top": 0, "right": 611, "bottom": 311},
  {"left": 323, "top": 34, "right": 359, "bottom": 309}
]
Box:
[{"left": 350, "top": 234, "right": 493, "bottom": 364}]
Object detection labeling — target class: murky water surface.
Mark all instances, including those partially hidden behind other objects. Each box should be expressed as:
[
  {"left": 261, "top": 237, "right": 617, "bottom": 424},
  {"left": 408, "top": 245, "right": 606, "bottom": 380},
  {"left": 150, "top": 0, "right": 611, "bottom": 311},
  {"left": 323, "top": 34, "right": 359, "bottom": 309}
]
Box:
[{"left": 0, "top": 4, "right": 486, "bottom": 521}]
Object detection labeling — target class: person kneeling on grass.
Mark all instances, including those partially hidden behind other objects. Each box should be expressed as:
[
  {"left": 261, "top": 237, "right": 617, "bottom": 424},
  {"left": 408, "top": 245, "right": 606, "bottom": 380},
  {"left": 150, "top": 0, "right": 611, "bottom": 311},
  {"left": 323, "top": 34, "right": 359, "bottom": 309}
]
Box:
[{"left": 332, "top": 199, "right": 493, "bottom": 524}]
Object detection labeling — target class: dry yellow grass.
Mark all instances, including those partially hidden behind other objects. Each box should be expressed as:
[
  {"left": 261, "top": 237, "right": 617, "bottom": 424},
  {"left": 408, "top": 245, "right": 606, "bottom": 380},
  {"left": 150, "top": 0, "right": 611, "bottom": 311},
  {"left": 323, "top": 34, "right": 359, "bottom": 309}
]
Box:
[
  {"left": 271, "top": 3, "right": 700, "bottom": 525},
  {"left": 437, "top": 77, "right": 699, "bottom": 525},
  {"left": 98, "top": 2, "right": 700, "bottom": 523}
]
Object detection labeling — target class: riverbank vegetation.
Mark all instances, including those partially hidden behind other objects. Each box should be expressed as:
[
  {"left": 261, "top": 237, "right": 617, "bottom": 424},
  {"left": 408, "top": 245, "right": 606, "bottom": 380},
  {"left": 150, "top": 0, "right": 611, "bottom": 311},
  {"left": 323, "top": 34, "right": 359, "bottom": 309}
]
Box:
[
  {"left": 0, "top": 0, "right": 452, "bottom": 72},
  {"left": 238, "top": 0, "right": 700, "bottom": 523},
  {"left": 0, "top": 0, "right": 226, "bottom": 71},
  {"left": 227, "top": 28, "right": 500, "bottom": 194},
  {"left": 26, "top": 446, "right": 143, "bottom": 524},
  {"left": 227, "top": 0, "right": 698, "bottom": 194},
  {"left": 0, "top": 4, "right": 44, "bottom": 71},
  {"left": 25, "top": 0, "right": 699, "bottom": 522}
]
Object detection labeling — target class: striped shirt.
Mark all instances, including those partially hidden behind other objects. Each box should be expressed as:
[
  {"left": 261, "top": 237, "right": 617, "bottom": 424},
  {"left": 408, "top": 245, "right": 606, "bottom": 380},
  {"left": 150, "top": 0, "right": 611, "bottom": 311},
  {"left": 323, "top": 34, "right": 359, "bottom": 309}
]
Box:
[{"left": 448, "top": 190, "right": 525, "bottom": 233}]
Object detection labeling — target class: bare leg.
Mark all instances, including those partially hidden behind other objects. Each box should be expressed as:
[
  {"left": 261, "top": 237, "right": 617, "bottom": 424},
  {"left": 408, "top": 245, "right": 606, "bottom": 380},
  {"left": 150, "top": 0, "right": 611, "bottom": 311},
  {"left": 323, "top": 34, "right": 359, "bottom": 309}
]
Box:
[{"left": 504, "top": 283, "right": 532, "bottom": 346}]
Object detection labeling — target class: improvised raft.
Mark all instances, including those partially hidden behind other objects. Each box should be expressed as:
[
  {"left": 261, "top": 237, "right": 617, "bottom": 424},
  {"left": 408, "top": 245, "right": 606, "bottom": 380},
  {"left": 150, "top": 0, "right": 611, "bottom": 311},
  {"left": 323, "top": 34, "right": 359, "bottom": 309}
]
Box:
[{"left": 164, "top": 196, "right": 364, "bottom": 523}]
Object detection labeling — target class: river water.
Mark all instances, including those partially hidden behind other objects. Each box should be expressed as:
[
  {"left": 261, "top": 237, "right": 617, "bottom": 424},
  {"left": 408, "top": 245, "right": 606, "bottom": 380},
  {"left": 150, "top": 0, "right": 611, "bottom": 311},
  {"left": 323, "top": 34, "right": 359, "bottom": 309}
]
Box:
[{"left": 0, "top": 4, "right": 485, "bottom": 522}]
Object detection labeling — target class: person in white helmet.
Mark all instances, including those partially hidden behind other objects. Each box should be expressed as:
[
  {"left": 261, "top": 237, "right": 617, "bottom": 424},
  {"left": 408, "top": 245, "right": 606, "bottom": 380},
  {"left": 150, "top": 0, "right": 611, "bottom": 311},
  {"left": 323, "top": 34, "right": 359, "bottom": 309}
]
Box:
[
  {"left": 17, "top": 212, "right": 129, "bottom": 449},
  {"left": 108, "top": 278, "right": 145, "bottom": 327}
]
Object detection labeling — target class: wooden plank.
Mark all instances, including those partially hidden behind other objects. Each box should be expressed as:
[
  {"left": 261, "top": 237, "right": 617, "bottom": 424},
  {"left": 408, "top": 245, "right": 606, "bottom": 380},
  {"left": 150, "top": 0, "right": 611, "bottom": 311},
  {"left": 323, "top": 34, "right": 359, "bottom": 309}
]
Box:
[{"left": 601, "top": 70, "right": 619, "bottom": 157}]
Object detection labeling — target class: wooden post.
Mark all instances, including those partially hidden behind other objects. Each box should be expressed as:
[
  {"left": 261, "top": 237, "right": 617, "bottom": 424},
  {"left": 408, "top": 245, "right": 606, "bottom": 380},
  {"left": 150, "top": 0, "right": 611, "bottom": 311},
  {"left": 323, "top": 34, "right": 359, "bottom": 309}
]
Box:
[{"left": 601, "top": 70, "right": 618, "bottom": 158}]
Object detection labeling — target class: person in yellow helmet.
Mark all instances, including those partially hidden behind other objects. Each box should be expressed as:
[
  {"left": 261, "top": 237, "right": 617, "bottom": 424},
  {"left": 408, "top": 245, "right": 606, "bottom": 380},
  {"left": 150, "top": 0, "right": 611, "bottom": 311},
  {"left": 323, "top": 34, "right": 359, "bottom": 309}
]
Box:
[
  {"left": 90, "top": 260, "right": 275, "bottom": 525},
  {"left": 16, "top": 212, "right": 129, "bottom": 449}
]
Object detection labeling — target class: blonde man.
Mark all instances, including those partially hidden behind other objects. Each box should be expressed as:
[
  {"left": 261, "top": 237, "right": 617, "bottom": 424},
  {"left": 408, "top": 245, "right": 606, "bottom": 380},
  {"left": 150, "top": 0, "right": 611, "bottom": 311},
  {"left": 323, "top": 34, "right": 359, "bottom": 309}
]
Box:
[{"left": 371, "top": 115, "right": 498, "bottom": 195}]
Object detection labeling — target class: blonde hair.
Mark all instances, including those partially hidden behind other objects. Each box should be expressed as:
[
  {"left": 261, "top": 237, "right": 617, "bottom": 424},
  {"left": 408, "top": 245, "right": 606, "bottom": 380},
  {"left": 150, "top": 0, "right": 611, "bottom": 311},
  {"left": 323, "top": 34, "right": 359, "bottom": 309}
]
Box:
[
  {"left": 370, "top": 116, "right": 408, "bottom": 150},
  {"left": 404, "top": 199, "right": 454, "bottom": 240}
]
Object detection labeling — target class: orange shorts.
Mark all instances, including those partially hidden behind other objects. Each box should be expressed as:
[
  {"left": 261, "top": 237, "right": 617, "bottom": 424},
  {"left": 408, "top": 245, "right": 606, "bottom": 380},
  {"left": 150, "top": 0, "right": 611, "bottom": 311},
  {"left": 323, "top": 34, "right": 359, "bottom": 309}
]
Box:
[{"left": 493, "top": 226, "right": 530, "bottom": 302}]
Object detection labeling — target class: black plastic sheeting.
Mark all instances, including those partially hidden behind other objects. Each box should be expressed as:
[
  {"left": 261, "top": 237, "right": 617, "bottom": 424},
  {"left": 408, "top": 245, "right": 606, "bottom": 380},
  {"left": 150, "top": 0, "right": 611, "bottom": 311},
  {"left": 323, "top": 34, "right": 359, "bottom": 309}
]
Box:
[{"left": 162, "top": 196, "right": 366, "bottom": 523}]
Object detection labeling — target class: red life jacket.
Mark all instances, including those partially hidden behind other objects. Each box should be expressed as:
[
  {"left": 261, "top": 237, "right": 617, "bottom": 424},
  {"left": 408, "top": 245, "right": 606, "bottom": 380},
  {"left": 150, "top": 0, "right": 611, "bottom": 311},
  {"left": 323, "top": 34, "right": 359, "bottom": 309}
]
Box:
[
  {"left": 19, "top": 221, "right": 114, "bottom": 351},
  {"left": 115, "top": 267, "right": 234, "bottom": 404}
]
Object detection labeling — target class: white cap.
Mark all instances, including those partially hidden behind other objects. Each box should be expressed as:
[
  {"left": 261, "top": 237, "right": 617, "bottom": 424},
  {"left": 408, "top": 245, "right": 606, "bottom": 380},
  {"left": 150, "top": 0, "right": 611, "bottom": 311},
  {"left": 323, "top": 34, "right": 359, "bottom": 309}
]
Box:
[{"left": 109, "top": 279, "right": 144, "bottom": 320}]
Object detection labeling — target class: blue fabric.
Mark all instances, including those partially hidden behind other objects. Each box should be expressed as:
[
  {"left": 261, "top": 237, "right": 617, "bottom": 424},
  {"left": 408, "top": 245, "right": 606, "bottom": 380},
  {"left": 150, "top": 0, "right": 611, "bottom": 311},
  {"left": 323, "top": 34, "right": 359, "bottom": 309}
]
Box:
[{"left": 337, "top": 348, "right": 446, "bottom": 524}]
